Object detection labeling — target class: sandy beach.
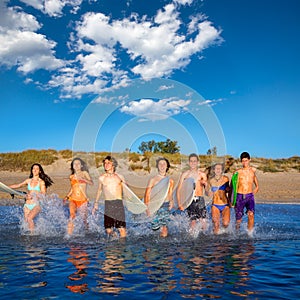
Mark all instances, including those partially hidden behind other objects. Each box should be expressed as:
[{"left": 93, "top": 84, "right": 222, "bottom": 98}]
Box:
[{"left": 1, "top": 158, "right": 300, "bottom": 206}]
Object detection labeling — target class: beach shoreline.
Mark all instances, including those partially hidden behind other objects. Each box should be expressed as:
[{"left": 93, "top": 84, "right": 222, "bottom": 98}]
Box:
[{"left": 1, "top": 161, "right": 300, "bottom": 205}]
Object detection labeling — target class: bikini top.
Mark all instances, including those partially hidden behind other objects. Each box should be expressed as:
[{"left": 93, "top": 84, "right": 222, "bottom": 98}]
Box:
[
  {"left": 71, "top": 176, "right": 86, "bottom": 186},
  {"left": 211, "top": 182, "right": 228, "bottom": 193},
  {"left": 27, "top": 179, "right": 41, "bottom": 192}
]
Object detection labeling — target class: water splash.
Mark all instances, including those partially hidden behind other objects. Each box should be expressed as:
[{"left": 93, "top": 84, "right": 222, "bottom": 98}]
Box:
[{"left": 1, "top": 202, "right": 300, "bottom": 242}]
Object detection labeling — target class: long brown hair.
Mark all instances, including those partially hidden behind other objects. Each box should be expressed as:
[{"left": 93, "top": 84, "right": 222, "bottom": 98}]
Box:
[
  {"left": 29, "top": 163, "right": 53, "bottom": 188},
  {"left": 70, "top": 157, "right": 90, "bottom": 174}
]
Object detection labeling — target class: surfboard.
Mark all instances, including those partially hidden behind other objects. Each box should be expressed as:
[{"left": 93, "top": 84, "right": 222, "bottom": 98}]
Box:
[
  {"left": 147, "top": 177, "right": 170, "bottom": 216},
  {"left": 175, "top": 177, "right": 195, "bottom": 210},
  {"left": 0, "top": 181, "right": 27, "bottom": 198},
  {"left": 122, "top": 183, "right": 147, "bottom": 214},
  {"left": 230, "top": 172, "right": 238, "bottom": 206}
]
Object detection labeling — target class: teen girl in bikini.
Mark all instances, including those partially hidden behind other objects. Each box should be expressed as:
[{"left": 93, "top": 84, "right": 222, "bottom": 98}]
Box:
[
  {"left": 64, "top": 158, "right": 93, "bottom": 236},
  {"left": 206, "top": 163, "right": 230, "bottom": 234},
  {"left": 10, "top": 163, "right": 53, "bottom": 233}
]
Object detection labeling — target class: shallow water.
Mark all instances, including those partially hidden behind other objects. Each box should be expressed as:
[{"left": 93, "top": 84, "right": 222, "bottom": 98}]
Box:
[{"left": 0, "top": 198, "right": 300, "bottom": 299}]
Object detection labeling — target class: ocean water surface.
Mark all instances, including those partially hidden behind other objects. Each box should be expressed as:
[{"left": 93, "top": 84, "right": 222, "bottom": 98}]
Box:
[{"left": 0, "top": 199, "right": 300, "bottom": 299}]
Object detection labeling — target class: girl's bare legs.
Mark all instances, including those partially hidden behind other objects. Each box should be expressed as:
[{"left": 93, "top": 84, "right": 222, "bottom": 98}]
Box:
[
  {"left": 24, "top": 205, "right": 41, "bottom": 233},
  {"left": 67, "top": 201, "right": 77, "bottom": 235},
  {"left": 222, "top": 206, "right": 231, "bottom": 229},
  {"left": 211, "top": 205, "right": 221, "bottom": 234},
  {"left": 68, "top": 202, "right": 89, "bottom": 235},
  {"left": 78, "top": 203, "right": 88, "bottom": 231}
]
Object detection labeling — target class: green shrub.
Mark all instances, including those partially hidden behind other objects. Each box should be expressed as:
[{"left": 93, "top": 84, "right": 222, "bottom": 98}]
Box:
[
  {"left": 258, "top": 160, "right": 280, "bottom": 173},
  {"left": 59, "top": 149, "right": 73, "bottom": 159},
  {"left": 0, "top": 149, "right": 58, "bottom": 171},
  {"left": 129, "top": 163, "right": 143, "bottom": 171},
  {"left": 129, "top": 152, "right": 140, "bottom": 163}
]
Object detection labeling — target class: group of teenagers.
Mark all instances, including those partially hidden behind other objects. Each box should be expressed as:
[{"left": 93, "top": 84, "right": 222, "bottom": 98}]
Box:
[{"left": 8, "top": 151, "right": 259, "bottom": 238}]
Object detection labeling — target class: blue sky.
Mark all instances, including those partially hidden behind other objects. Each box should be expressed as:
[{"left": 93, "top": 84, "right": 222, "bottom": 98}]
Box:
[{"left": 0, "top": 0, "right": 299, "bottom": 158}]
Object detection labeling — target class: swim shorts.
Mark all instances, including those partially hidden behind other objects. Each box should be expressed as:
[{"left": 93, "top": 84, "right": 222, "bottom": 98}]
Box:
[
  {"left": 235, "top": 193, "right": 255, "bottom": 221},
  {"left": 187, "top": 196, "right": 207, "bottom": 220},
  {"left": 151, "top": 202, "right": 170, "bottom": 231},
  {"left": 104, "top": 199, "right": 126, "bottom": 229}
]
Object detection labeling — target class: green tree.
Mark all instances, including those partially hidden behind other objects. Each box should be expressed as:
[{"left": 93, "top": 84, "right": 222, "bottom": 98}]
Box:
[
  {"left": 164, "top": 138, "right": 180, "bottom": 154},
  {"left": 139, "top": 139, "right": 180, "bottom": 154},
  {"left": 138, "top": 140, "right": 156, "bottom": 154},
  {"left": 154, "top": 139, "right": 179, "bottom": 154},
  {"left": 207, "top": 146, "right": 217, "bottom": 156}
]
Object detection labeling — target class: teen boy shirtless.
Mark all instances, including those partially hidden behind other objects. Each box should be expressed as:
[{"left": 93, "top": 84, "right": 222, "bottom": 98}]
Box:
[
  {"left": 177, "top": 153, "right": 207, "bottom": 232},
  {"left": 144, "top": 157, "right": 174, "bottom": 237},
  {"left": 93, "top": 156, "right": 126, "bottom": 238},
  {"left": 234, "top": 152, "right": 259, "bottom": 235}
]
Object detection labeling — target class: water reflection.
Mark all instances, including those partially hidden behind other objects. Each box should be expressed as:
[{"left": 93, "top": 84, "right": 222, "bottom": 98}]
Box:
[
  {"left": 95, "top": 244, "right": 125, "bottom": 294},
  {"left": 171, "top": 239, "right": 257, "bottom": 298},
  {"left": 22, "top": 245, "right": 48, "bottom": 288},
  {"left": 143, "top": 246, "right": 176, "bottom": 293},
  {"left": 1, "top": 204, "right": 299, "bottom": 299},
  {"left": 66, "top": 247, "right": 89, "bottom": 294},
  {"left": 229, "top": 241, "right": 256, "bottom": 297}
]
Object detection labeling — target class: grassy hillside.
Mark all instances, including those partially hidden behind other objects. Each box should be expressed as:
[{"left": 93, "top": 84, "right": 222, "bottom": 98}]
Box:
[{"left": 0, "top": 149, "right": 299, "bottom": 173}]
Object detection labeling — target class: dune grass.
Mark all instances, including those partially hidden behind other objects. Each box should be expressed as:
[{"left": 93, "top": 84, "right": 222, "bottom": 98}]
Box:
[
  {"left": 0, "top": 149, "right": 299, "bottom": 173},
  {"left": 0, "top": 149, "right": 59, "bottom": 171}
]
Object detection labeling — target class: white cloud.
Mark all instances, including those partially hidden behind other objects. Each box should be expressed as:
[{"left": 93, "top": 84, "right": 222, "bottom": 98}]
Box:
[
  {"left": 120, "top": 97, "right": 191, "bottom": 121},
  {"left": 173, "top": 0, "right": 194, "bottom": 5},
  {"left": 76, "top": 44, "right": 117, "bottom": 77},
  {"left": 157, "top": 84, "right": 174, "bottom": 91},
  {"left": 198, "top": 98, "right": 225, "bottom": 106},
  {"left": 91, "top": 93, "right": 129, "bottom": 105},
  {"left": 91, "top": 95, "right": 115, "bottom": 104},
  {"left": 0, "top": 4, "right": 40, "bottom": 31},
  {"left": 187, "top": 13, "right": 206, "bottom": 35},
  {"left": 0, "top": 0, "right": 223, "bottom": 99},
  {"left": 48, "top": 69, "right": 107, "bottom": 98},
  {"left": 20, "top": 0, "right": 83, "bottom": 17},
  {"left": 72, "top": 2, "right": 222, "bottom": 94},
  {"left": 48, "top": 65, "right": 130, "bottom": 99},
  {"left": 19, "top": 0, "right": 43, "bottom": 11},
  {"left": 0, "top": 4, "right": 63, "bottom": 73}
]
